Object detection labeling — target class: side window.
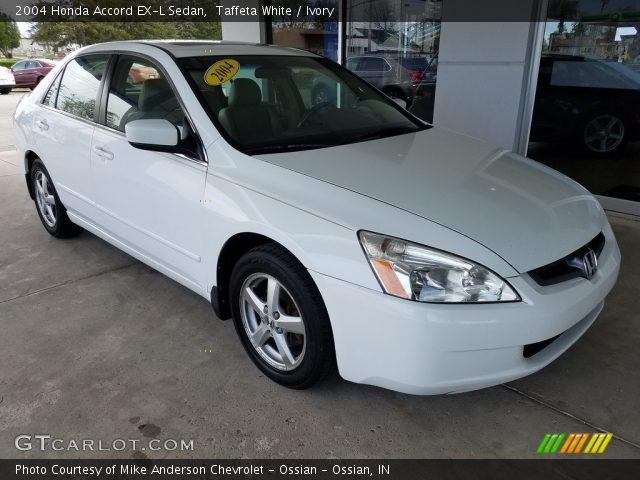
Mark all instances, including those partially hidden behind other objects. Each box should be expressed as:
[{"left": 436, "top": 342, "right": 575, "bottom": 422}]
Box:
[
  {"left": 42, "top": 73, "right": 61, "bottom": 107},
  {"left": 56, "top": 55, "right": 109, "bottom": 121},
  {"left": 106, "top": 56, "right": 183, "bottom": 132},
  {"left": 26, "top": 61, "right": 39, "bottom": 69},
  {"left": 12, "top": 61, "right": 26, "bottom": 71},
  {"left": 345, "top": 58, "right": 359, "bottom": 70},
  {"left": 360, "top": 57, "right": 385, "bottom": 72}
]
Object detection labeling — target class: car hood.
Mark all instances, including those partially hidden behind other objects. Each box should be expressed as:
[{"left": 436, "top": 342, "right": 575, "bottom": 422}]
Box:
[{"left": 257, "top": 128, "right": 605, "bottom": 273}]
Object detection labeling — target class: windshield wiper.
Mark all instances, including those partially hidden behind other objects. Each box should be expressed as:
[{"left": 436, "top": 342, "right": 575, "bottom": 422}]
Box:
[
  {"left": 244, "top": 144, "right": 330, "bottom": 155},
  {"left": 344, "top": 125, "right": 420, "bottom": 145}
]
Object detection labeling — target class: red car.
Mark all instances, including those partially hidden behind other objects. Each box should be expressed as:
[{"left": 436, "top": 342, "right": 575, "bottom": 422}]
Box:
[{"left": 10, "top": 59, "right": 56, "bottom": 89}]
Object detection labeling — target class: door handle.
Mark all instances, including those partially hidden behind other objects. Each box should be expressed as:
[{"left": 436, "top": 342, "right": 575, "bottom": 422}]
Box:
[
  {"left": 93, "top": 146, "right": 114, "bottom": 161},
  {"left": 36, "top": 119, "right": 49, "bottom": 131}
]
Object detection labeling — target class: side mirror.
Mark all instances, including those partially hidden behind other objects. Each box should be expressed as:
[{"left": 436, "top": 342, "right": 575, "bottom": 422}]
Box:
[{"left": 125, "top": 119, "right": 179, "bottom": 151}]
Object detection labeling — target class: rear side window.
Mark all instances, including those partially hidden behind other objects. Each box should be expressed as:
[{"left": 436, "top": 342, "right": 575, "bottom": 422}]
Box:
[
  {"left": 56, "top": 55, "right": 109, "bottom": 121},
  {"left": 42, "top": 73, "right": 61, "bottom": 107},
  {"left": 359, "top": 57, "right": 389, "bottom": 72}
]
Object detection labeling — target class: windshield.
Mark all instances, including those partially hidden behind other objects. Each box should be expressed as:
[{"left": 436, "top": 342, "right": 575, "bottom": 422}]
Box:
[{"left": 178, "top": 55, "right": 428, "bottom": 155}]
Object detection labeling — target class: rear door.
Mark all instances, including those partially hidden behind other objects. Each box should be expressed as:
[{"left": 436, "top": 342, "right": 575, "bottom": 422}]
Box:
[
  {"left": 90, "top": 54, "right": 208, "bottom": 292},
  {"left": 32, "top": 54, "right": 110, "bottom": 218}
]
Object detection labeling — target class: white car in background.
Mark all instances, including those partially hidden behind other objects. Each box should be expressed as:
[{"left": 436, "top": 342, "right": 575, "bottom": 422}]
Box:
[
  {"left": 0, "top": 66, "right": 15, "bottom": 94},
  {"left": 13, "top": 41, "right": 621, "bottom": 395}
]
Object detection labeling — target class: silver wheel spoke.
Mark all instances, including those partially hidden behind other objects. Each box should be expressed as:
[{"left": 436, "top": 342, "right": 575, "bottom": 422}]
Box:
[
  {"left": 36, "top": 178, "right": 44, "bottom": 195},
  {"left": 273, "top": 332, "right": 295, "bottom": 367},
  {"left": 239, "top": 273, "right": 306, "bottom": 372},
  {"left": 243, "top": 287, "right": 265, "bottom": 314},
  {"left": 250, "top": 323, "right": 271, "bottom": 347},
  {"left": 43, "top": 193, "right": 55, "bottom": 205},
  {"left": 266, "top": 277, "right": 280, "bottom": 313},
  {"left": 275, "top": 313, "right": 305, "bottom": 335}
]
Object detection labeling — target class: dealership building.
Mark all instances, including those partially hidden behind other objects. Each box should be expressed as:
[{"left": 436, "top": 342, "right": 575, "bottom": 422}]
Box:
[{"left": 221, "top": 0, "right": 640, "bottom": 217}]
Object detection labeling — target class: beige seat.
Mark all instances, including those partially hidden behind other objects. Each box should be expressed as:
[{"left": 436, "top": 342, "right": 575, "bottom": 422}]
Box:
[{"left": 218, "top": 79, "right": 282, "bottom": 142}]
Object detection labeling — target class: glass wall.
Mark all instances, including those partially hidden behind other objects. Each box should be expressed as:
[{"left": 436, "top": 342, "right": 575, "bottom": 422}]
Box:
[
  {"left": 268, "top": 1, "right": 339, "bottom": 61},
  {"left": 528, "top": 0, "right": 640, "bottom": 211},
  {"left": 345, "top": 0, "right": 441, "bottom": 122},
  {"left": 267, "top": 1, "right": 441, "bottom": 122}
]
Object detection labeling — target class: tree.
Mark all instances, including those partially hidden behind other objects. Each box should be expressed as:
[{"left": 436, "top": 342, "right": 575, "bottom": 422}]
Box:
[{"left": 0, "top": 14, "right": 21, "bottom": 58}]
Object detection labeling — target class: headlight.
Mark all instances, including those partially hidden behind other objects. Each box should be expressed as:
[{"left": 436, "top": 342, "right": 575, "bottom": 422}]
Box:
[{"left": 358, "top": 231, "right": 520, "bottom": 303}]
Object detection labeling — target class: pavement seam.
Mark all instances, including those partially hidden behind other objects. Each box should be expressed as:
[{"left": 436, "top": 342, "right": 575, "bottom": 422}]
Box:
[
  {"left": 0, "top": 262, "right": 138, "bottom": 305},
  {"left": 501, "top": 383, "right": 640, "bottom": 450}
]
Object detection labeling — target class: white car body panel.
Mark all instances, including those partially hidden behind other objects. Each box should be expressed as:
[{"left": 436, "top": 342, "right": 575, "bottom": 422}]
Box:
[
  {"left": 0, "top": 66, "right": 15, "bottom": 89},
  {"left": 12, "top": 41, "right": 621, "bottom": 395},
  {"left": 258, "top": 129, "right": 605, "bottom": 274}
]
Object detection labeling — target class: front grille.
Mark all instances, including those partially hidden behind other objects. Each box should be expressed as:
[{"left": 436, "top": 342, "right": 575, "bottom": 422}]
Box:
[
  {"left": 523, "top": 333, "right": 562, "bottom": 358},
  {"left": 528, "top": 233, "right": 605, "bottom": 287}
]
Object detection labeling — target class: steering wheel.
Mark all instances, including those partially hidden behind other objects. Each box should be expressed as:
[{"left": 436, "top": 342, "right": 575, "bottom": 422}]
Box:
[{"left": 297, "top": 102, "right": 335, "bottom": 128}]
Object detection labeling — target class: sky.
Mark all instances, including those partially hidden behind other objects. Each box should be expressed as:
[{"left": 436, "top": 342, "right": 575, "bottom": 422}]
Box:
[{"left": 17, "top": 22, "right": 33, "bottom": 37}]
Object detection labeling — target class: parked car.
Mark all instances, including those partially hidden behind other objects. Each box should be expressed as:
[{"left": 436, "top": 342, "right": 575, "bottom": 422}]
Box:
[
  {"left": 14, "top": 41, "right": 620, "bottom": 395},
  {"left": 531, "top": 53, "right": 640, "bottom": 156},
  {"left": 0, "top": 66, "right": 15, "bottom": 94},
  {"left": 10, "top": 58, "right": 56, "bottom": 89},
  {"left": 312, "top": 54, "right": 424, "bottom": 105},
  {"left": 408, "top": 56, "right": 438, "bottom": 122}
]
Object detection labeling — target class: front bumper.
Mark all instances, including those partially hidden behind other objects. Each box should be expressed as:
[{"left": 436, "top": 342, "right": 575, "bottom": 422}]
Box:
[
  {"left": 311, "top": 224, "right": 621, "bottom": 395},
  {"left": 0, "top": 80, "right": 15, "bottom": 89}
]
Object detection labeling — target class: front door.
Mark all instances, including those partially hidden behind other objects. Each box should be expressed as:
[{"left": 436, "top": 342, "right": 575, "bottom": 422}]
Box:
[{"left": 90, "top": 54, "right": 208, "bottom": 293}]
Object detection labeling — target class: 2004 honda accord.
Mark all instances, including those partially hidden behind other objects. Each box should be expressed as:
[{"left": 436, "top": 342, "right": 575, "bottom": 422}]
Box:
[{"left": 14, "top": 41, "right": 621, "bottom": 394}]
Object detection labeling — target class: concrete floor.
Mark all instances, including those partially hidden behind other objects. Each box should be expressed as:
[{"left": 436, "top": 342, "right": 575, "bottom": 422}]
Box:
[{"left": 1, "top": 92, "right": 639, "bottom": 459}]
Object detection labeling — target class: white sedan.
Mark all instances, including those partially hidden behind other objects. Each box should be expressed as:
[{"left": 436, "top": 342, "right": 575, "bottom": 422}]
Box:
[
  {"left": 0, "top": 65, "right": 15, "bottom": 94},
  {"left": 13, "top": 41, "right": 620, "bottom": 394}
]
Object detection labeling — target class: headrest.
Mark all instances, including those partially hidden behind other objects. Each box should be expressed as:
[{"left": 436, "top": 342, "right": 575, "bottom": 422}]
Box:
[
  {"left": 228, "top": 78, "right": 262, "bottom": 107},
  {"left": 139, "top": 78, "right": 172, "bottom": 111}
]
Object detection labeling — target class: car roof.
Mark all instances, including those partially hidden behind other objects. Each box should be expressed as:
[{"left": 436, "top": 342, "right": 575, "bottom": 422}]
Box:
[{"left": 81, "top": 40, "right": 318, "bottom": 58}]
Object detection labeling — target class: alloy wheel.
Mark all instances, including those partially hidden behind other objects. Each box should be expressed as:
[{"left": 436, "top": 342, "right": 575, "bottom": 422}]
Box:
[
  {"left": 583, "top": 114, "right": 625, "bottom": 154},
  {"left": 35, "top": 170, "right": 57, "bottom": 228},
  {"left": 239, "top": 273, "right": 306, "bottom": 371}
]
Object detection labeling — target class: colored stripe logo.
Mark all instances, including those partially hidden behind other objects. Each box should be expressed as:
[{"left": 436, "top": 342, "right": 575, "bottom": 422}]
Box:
[{"left": 537, "top": 432, "right": 613, "bottom": 454}]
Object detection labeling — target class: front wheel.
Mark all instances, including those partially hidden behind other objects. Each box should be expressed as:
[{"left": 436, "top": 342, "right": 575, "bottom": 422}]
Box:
[
  {"left": 0, "top": 88, "right": 10, "bottom": 95},
  {"left": 581, "top": 113, "right": 628, "bottom": 157},
  {"left": 229, "top": 244, "right": 334, "bottom": 389},
  {"left": 31, "top": 159, "right": 82, "bottom": 238}
]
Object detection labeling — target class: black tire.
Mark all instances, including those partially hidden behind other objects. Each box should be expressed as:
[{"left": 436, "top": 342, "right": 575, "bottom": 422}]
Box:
[
  {"left": 579, "top": 111, "right": 628, "bottom": 157},
  {"left": 229, "top": 243, "right": 335, "bottom": 389},
  {"left": 0, "top": 88, "right": 10, "bottom": 95},
  {"left": 30, "top": 159, "right": 82, "bottom": 238}
]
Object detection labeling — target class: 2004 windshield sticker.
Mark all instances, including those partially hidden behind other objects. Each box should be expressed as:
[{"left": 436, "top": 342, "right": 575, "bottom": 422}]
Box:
[{"left": 205, "top": 59, "right": 240, "bottom": 85}]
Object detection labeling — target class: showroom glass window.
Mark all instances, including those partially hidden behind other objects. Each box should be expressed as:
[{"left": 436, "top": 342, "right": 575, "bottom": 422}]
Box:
[
  {"left": 528, "top": 0, "right": 640, "bottom": 210},
  {"left": 344, "top": 0, "right": 441, "bottom": 123},
  {"left": 266, "top": 0, "right": 441, "bottom": 123},
  {"left": 55, "top": 55, "right": 109, "bottom": 121}
]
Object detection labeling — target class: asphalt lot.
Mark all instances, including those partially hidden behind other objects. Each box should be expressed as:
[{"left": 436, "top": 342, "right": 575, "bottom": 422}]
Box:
[{"left": 1, "top": 91, "right": 639, "bottom": 459}]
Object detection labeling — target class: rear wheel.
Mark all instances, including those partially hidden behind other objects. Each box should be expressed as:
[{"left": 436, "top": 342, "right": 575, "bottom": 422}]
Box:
[
  {"left": 31, "top": 159, "right": 82, "bottom": 238},
  {"left": 229, "top": 243, "right": 334, "bottom": 389},
  {"left": 0, "top": 88, "right": 10, "bottom": 95}
]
